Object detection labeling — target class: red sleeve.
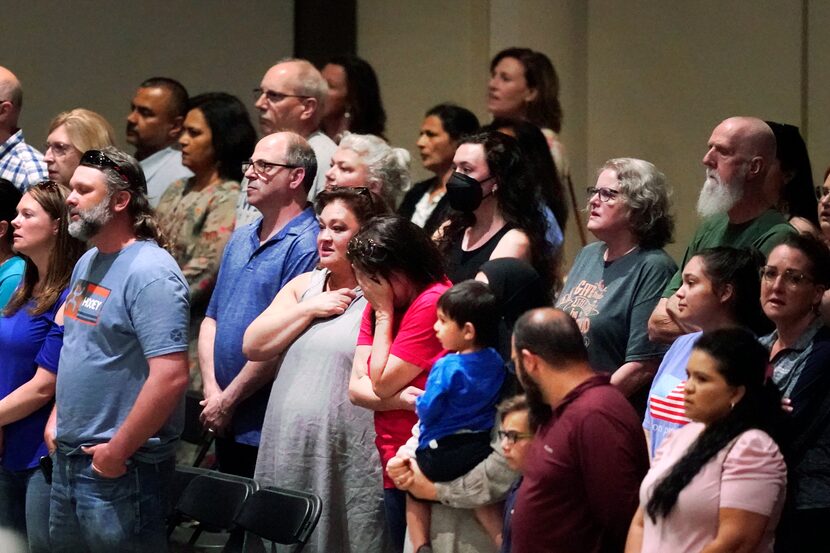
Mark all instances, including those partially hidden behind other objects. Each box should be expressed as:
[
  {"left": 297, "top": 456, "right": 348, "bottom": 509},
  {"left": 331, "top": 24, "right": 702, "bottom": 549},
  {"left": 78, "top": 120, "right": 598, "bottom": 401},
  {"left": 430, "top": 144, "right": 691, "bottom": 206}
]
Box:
[
  {"left": 577, "top": 410, "right": 648, "bottom": 548},
  {"left": 357, "top": 303, "right": 374, "bottom": 346},
  {"left": 390, "top": 285, "right": 447, "bottom": 370}
]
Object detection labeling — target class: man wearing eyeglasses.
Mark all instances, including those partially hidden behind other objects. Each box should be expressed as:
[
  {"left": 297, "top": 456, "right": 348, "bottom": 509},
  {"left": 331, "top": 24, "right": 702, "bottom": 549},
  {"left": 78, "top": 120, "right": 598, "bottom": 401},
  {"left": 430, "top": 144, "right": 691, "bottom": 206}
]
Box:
[
  {"left": 648, "top": 116, "right": 796, "bottom": 344},
  {"left": 236, "top": 59, "right": 337, "bottom": 226},
  {"left": 126, "top": 77, "right": 192, "bottom": 207},
  {"left": 199, "top": 131, "right": 320, "bottom": 478},
  {"left": 49, "top": 147, "right": 190, "bottom": 551},
  {"left": 0, "top": 66, "right": 48, "bottom": 192}
]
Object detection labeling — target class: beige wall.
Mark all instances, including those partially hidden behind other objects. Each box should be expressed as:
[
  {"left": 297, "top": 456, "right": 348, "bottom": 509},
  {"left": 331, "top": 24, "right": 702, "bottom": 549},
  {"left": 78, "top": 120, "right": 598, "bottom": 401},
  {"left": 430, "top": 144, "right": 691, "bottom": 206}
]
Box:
[{"left": 0, "top": 0, "right": 293, "bottom": 150}]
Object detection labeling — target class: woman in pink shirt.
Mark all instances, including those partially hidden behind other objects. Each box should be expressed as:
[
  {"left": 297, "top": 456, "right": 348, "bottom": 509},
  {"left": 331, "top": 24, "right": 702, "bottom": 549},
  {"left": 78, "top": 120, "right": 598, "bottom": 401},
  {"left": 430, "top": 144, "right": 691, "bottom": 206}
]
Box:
[{"left": 626, "top": 328, "right": 787, "bottom": 553}]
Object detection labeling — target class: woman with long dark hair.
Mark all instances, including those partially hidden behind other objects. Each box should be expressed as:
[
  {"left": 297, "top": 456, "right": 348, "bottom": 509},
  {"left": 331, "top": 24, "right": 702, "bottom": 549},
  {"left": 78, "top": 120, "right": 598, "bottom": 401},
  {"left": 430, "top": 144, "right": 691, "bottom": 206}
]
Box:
[
  {"left": 347, "top": 216, "right": 450, "bottom": 551},
  {"left": 0, "top": 181, "right": 84, "bottom": 551},
  {"left": 626, "top": 328, "right": 786, "bottom": 553},
  {"left": 321, "top": 55, "right": 387, "bottom": 142},
  {"left": 438, "top": 130, "right": 557, "bottom": 291}
]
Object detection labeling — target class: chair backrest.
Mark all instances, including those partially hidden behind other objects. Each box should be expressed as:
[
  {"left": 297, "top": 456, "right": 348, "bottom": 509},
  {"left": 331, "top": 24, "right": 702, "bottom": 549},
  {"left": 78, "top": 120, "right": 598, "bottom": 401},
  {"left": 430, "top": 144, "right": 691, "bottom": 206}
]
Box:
[
  {"left": 232, "top": 486, "right": 322, "bottom": 547},
  {"left": 176, "top": 472, "right": 259, "bottom": 532}
]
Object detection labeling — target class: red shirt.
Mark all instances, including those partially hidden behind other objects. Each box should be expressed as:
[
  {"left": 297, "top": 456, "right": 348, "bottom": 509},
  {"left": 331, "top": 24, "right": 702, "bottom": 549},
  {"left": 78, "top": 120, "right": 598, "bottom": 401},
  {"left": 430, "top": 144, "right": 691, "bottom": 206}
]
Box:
[
  {"left": 511, "top": 374, "right": 648, "bottom": 553},
  {"left": 357, "top": 279, "right": 451, "bottom": 488}
]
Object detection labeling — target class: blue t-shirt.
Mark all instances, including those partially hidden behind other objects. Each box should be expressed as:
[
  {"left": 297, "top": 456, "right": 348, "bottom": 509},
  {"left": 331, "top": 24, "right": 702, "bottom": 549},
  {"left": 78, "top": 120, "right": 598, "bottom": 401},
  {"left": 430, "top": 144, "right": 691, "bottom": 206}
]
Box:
[
  {"left": 206, "top": 207, "right": 319, "bottom": 446},
  {"left": 0, "top": 288, "right": 68, "bottom": 471},
  {"left": 643, "top": 331, "right": 700, "bottom": 457},
  {"left": 416, "top": 347, "right": 505, "bottom": 447},
  {"left": 56, "top": 241, "right": 190, "bottom": 463},
  {"left": 0, "top": 255, "right": 25, "bottom": 309}
]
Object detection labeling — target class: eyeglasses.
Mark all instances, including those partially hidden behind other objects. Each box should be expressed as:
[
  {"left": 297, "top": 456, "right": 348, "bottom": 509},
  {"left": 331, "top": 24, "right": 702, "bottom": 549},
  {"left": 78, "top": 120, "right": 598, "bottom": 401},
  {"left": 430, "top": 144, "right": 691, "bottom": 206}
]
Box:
[
  {"left": 586, "top": 186, "right": 621, "bottom": 203},
  {"left": 253, "top": 88, "right": 310, "bottom": 104},
  {"left": 242, "top": 159, "right": 298, "bottom": 175},
  {"left": 45, "top": 141, "right": 76, "bottom": 158},
  {"left": 497, "top": 430, "right": 534, "bottom": 445},
  {"left": 760, "top": 266, "right": 815, "bottom": 288},
  {"left": 80, "top": 150, "right": 130, "bottom": 184},
  {"left": 815, "top": 186, "right": 830, "bottom": 200}
]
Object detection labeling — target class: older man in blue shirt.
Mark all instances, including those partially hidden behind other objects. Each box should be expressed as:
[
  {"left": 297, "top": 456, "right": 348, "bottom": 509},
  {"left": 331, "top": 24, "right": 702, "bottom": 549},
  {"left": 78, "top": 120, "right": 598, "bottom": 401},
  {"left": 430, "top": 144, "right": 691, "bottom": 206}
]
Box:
[{"left": 198, "top": 131, "right": 319, "bottom": 477}]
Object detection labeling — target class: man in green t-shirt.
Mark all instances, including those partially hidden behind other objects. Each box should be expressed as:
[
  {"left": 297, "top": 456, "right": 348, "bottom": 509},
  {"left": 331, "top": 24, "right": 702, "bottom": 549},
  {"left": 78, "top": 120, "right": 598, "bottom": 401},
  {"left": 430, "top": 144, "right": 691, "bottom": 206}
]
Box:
[{"left": 648, "top": 116, "right": 795, "bottom": 344}]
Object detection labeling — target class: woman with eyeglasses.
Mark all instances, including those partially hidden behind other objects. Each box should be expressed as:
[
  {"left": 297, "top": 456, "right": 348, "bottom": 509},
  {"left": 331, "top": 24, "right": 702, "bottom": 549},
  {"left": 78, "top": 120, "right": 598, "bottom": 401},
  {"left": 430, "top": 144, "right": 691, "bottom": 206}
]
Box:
[
  {"left": 325, "top": 132, "right": 410, "bottom": 208},
  {"left": 437, "top": 130, "right": 558, "bottom": 292},
  {"left": 0, "top": 181, "right": 84, "bottom": 552},
  {"left": 753, "top": 234, "right": 830, "bottom": 553},
  {"left": 555, "top": 158, "right": 676, "bottom": 411},
  {"left": 155, "top": 92, "right": 256, "bottom": 389},
  {"left": 43, "top": 109, "right": 115, "bottom": 188},
  {"left": 643, "top": 247, "right": 768, "bottom": 458},
  {"left": 243, "top": 188, "right": 392, "bottom": 553},
  {"left": 346, "top": 216, "right": 451, "bottom": 552},
  {"left": 626, "top": 328, "right": 786, "bottom": 553}
]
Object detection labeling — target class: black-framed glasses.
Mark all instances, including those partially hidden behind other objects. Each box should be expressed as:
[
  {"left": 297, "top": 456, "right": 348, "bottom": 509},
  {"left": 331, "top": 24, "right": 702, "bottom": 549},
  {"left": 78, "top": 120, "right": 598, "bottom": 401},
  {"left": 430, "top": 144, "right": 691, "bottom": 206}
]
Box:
[
  {"left": 760, "top": 266, "right": 815, "bottom": 288},
  {"left": 242, "top": 159, "right": 298, "bottom": 175},
  {"left": 80, "top": 150, "right": 130, "bottom": 184},
  {"left": 252, "top": 88, "right": 310, "bottom": 104},
  {"left": 586, "top": 186, "right": 621, "bottom": 203},
  {"left": 815, "top": 185, "right": 830, "bottom": 200},
  {"left": 497, "top": 430, "right": 534, "bottom": 445}
]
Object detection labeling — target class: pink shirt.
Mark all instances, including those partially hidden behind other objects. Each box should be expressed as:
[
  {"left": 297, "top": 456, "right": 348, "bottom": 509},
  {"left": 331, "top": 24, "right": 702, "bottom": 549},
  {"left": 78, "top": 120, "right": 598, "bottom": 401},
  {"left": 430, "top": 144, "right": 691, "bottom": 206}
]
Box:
[{"left": 640, "top": 422, "right": 786, "bottom": 553}]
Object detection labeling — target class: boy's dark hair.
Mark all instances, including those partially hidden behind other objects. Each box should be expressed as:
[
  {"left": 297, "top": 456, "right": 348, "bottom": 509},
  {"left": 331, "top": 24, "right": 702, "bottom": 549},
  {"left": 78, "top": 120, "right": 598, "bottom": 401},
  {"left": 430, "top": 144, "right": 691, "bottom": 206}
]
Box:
[{"left": 437, "top": 280, "right": 500, "bottom": 348}]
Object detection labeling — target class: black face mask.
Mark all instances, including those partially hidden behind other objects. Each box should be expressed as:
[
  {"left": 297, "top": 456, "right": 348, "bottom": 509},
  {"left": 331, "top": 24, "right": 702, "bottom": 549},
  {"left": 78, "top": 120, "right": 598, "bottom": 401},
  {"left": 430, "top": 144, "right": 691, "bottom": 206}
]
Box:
[{"left": 446, "top": 172, "right": 494, "bottom": 212}]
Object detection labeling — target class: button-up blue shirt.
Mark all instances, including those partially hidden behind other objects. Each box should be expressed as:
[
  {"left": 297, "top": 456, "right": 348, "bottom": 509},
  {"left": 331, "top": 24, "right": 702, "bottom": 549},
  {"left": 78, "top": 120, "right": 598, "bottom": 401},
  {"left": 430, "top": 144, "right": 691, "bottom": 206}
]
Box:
[{"left": 206, "top": 206, "right": 319, "bottom": 446}]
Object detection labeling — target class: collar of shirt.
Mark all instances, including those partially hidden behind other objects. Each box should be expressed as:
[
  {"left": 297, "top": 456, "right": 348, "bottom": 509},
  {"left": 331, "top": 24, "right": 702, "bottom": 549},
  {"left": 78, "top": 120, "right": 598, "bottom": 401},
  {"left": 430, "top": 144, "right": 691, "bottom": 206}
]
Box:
[
  {"left": 553, "top": 373, "right": 612, "bottom": 417},
  {"left": 247, "top": 205, "right": 317, "bottom": 252},
  {"left": 0, "top": 129, "right": 24, "bottom": 158}
]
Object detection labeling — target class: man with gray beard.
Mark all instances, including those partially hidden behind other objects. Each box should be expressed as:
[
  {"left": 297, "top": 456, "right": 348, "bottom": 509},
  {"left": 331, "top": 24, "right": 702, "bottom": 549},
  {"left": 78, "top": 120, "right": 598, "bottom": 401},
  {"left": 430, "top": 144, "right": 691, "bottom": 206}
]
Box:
[{"left": 647, "top": 116, "right": 795, "bottom": 343}]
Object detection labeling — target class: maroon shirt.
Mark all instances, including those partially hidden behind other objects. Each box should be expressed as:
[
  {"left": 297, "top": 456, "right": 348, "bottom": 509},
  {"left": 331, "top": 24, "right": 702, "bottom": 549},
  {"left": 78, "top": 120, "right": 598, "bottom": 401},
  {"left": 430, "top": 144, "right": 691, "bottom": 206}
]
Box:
[{"left": 511, "top": 374, "right": 648, "bottom": 553}]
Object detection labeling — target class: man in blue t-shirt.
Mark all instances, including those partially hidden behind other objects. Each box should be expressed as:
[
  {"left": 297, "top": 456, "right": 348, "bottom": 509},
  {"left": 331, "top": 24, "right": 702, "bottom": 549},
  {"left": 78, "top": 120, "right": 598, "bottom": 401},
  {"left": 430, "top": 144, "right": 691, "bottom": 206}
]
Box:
[
  {"left": 199, "top": 132, "right": 319, "bottom": 477},
  {"left": 49, "top": 147, "right": 190, "bottom": 552}
]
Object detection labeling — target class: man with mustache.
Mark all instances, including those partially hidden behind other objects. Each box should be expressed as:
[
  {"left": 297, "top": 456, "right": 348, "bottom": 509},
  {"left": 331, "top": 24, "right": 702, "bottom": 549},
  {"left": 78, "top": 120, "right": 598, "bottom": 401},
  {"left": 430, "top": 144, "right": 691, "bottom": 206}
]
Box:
[
  {"left": 648, "top": 116, "right": 795, "bottom": 343},
  {"left": 509, "top": 307, "right": 648, "bottom": 553},
  {"left": 126, "top": 77, "right": 192, "bottom": 207}
]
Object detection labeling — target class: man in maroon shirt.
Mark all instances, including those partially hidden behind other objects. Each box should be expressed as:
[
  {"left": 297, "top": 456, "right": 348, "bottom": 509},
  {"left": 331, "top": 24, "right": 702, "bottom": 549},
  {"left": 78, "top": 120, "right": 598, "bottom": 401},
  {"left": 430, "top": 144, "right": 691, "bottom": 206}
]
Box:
[{"left": 510, "top": 308, "right": 648, "bottom": 553}]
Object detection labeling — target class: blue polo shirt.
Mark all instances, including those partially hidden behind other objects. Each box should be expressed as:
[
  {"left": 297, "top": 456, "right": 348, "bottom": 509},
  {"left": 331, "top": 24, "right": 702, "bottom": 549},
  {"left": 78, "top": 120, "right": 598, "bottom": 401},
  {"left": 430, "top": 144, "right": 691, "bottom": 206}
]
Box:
[{"left": 206, "top": 206, "right": 319, "bottom": 446}]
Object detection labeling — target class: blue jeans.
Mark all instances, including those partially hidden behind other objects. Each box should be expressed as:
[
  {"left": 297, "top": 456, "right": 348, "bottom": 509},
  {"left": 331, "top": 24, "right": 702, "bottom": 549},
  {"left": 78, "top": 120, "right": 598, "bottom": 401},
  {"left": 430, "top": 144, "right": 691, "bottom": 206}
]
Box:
[
  {"left": 0, "top": 463, "right": 51, "bottom": 552},
  {"left": 384, "top": 487, "right": 407, "bottom": 553},
  {"left": 49, "top": 452, "right": 174, "bottom": 553}
]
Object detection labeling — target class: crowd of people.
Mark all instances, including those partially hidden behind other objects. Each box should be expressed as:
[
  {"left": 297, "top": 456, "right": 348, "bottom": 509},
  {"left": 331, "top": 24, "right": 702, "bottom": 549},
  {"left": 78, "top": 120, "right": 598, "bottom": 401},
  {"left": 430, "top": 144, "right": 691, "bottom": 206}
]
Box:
[{"left": 0, "top": 43, "right": 829, "bottom": 553}]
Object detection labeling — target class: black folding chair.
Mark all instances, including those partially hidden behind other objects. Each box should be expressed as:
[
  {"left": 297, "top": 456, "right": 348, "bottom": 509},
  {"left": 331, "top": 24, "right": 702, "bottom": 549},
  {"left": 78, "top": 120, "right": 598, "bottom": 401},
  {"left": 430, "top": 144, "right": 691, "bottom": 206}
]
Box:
[
  {"left": 224, "top": 486, "right": 322, "bottom": 553},
  {"left": 172, "top": 471, "right": 259, "bottom": 548},
  {"left": 181, "top": 390, "right": 214, "bottom": 467}
]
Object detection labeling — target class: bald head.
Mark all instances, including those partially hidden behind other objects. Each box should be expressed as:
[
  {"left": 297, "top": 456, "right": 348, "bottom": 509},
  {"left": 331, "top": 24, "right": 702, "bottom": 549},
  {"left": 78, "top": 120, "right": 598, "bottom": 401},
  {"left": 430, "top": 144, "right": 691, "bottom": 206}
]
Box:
[
  {"left": 0, "top": 66, "right": 22, "bottom": 131},
  {"left": 255, "top": 59, "right": 328, "bottom": 136},
  {"left": 513, "top": 308, "right": 589, "bottom": 368},
  {"left": 717, "top": 116, "right": 776, "bottom": 163}
]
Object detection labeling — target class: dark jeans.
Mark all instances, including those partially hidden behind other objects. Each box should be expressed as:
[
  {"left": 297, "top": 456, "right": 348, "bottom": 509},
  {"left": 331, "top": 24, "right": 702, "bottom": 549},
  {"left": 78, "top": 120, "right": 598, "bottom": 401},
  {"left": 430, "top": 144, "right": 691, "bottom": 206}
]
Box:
[
  {"left": 49, "top": 452, "right": 174, "bottom": 553},
  {"left": 214, "top": 437, "right": 258, "bottom": 478},
  {"left": 384, "top": 487, "right": 407, "bottom": 553},
  {"left": 415, "top": 431, "right": 493, "bottom": 482},
  {"left": 0, "top": 463, "right": 51, "bottom": 552}
]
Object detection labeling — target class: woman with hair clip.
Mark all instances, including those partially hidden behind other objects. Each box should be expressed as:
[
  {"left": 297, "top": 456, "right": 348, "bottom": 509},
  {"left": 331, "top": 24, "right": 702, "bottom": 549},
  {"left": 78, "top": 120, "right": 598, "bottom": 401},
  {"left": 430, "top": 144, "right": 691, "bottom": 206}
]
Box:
[
  {"left": 399, "top": 104, "right": 480, "bottom": 237},
  {"left": 321, "top": 55, "right": 387, "bottom": 142},
  {"left": 0, "top": 179, "right": 24, "bottom": 309},
  {"left": 43, "top": 108, "right": 115, "bottom": 188},
  {"left": 0, "top": 181, "right": 84, "bottom": 552},
  {"left": 765, "top": 121, "right": 819, "bottom": 236},
  {"left": 626, "top": 328, "right": 787, "bottom": 553},
  {"left": 244, "top": 188, "right": 392, "bottom": 553},
  {"left": 643, "top": 247, "right": 768, "bottom": 457},
  {"left": 438, "top": 130, "right": 557, "bottom": 291},
  {"left": 326, "top": 132, "right": 411, "bottom": 208},
  {"left": 347, "top": 216, "right": 451, "bottom": 552},
  {"left": 755, "top": 234, "right": 830, "bottom": 553},
  {"left": 155, "top": 92, "right": 256, "bottom": 387}
]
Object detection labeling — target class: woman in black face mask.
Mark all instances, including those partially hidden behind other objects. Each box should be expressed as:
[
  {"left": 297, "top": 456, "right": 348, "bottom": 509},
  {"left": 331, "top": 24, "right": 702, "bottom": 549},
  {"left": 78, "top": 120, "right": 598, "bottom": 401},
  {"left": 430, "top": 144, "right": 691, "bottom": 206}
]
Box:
[{"left": 437, "top": 130, "right": 558, "bottom": 292}]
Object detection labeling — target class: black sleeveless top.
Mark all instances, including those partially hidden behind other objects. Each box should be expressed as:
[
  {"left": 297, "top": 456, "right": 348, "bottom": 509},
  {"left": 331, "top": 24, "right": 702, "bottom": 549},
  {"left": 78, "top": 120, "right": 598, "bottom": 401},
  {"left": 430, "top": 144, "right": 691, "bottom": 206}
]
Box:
[{"left": 446, "top": 225, "right": 513, "bottom": 283}]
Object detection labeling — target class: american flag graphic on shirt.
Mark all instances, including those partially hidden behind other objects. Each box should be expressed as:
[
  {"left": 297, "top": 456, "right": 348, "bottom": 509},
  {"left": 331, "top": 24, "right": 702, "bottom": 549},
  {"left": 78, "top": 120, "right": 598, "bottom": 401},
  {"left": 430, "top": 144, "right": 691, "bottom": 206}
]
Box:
[{"left": 648, "top": 380, "right": 691, "bottom": 425}]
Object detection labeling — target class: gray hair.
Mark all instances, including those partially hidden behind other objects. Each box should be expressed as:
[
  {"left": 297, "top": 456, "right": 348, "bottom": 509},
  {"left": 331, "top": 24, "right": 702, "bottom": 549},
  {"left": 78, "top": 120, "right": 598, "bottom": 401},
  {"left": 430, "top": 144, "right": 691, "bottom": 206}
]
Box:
[
  {"left": 602, "top": 157, "right": 675, "bottom": 249},
  {"left": 277, "top": 58, "right": 329, "bottom": 106},
  {"left": 338, "top": 133, "right": 411, "bottom": 204},
  {"left": 282, "top": 132, "right": 318, "bottom": 193}
]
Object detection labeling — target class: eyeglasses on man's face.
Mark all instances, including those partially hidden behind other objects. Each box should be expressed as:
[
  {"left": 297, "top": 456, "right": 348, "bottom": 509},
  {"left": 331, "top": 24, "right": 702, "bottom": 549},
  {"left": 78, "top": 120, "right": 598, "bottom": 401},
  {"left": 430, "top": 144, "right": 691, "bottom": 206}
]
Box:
[
  {"left": 760, "top": 266, "right": 815, "bottom": 288},
  {"left": 242, "top": 159, "right": 298, "bottom": 176},
  {"left": 586, "top": 186, "right": 621, "bottom": 203},
  {"left": 252, "top": 88, "right": 310, "bottom": 104},
  {"left": 497, "top": 430, "right": 534, "bottom": 445}
]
